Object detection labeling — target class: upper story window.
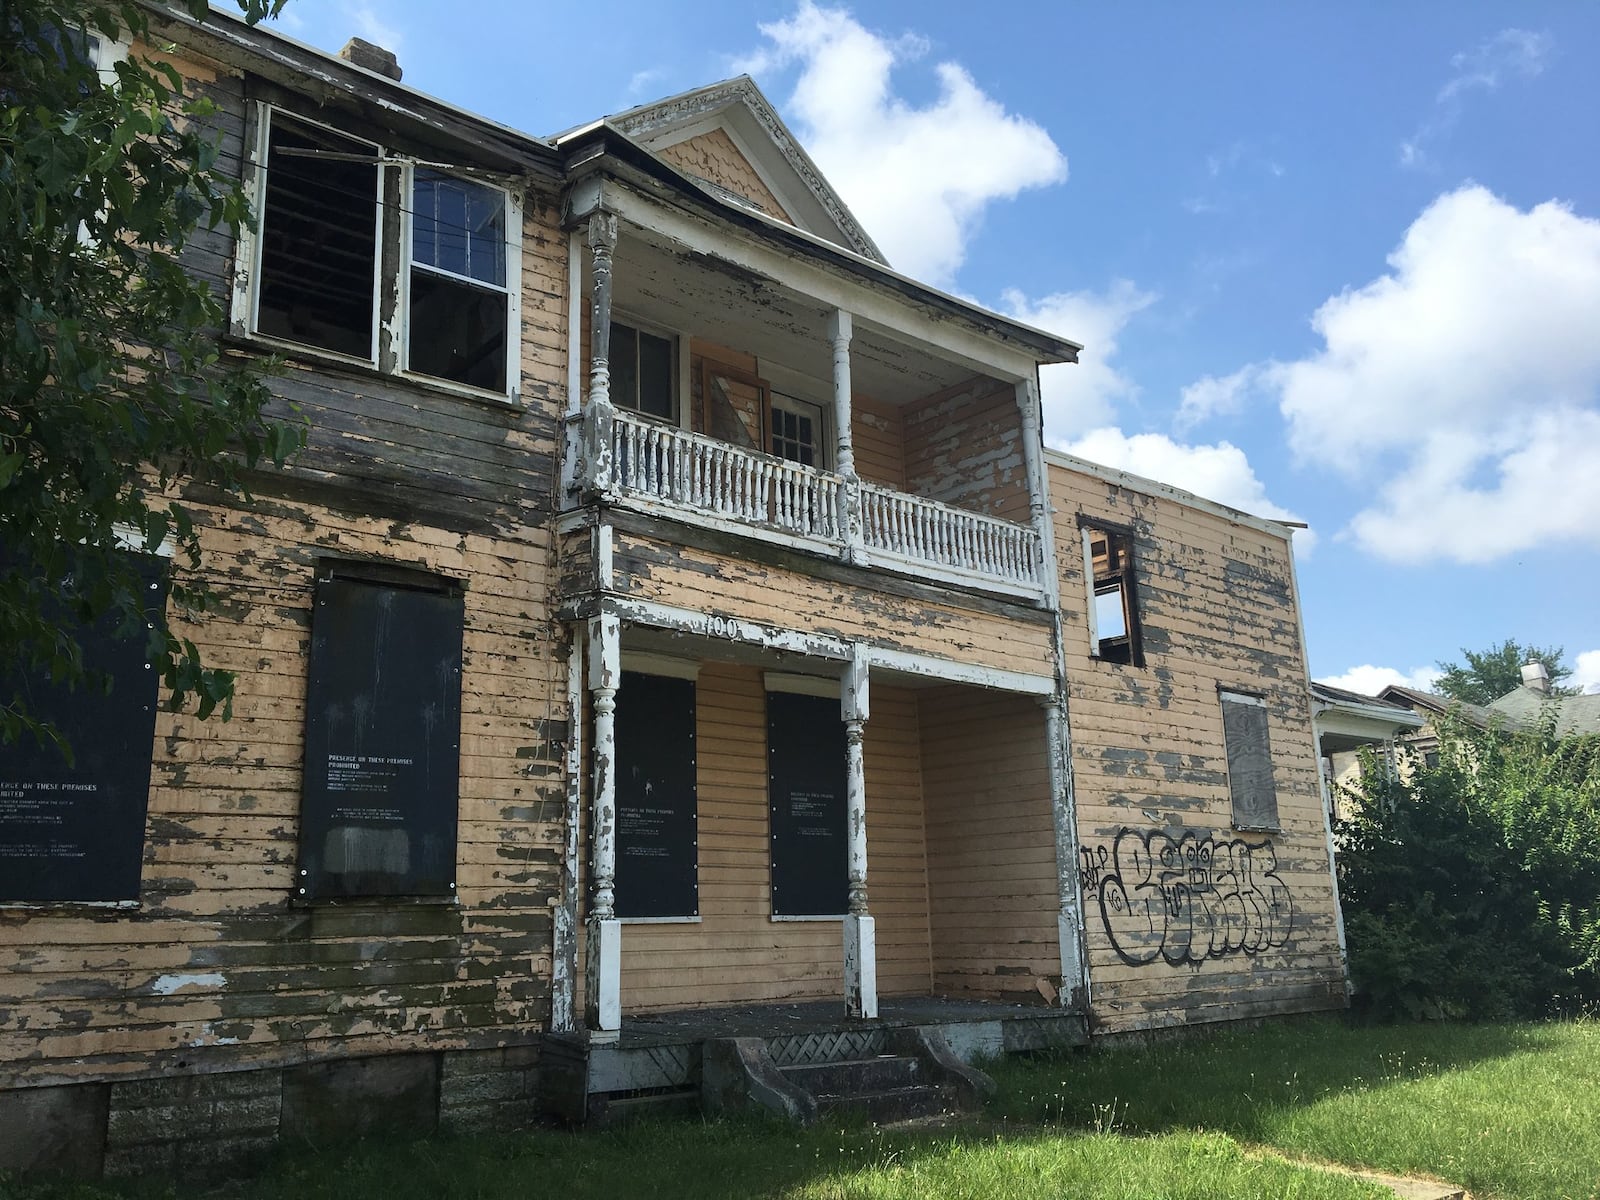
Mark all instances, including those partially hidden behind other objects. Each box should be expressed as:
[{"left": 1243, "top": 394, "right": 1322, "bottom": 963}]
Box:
[
  {"left": 609, "top": 320, "right": 676, "bottom": 420},
  {"left": 1081, "top": 518, "right": 1143, "bottom": 666},
  {"left": 770, "top": 392, "right": 825, "bottom": 468},
  {"left": 241, "top": 106, "right": 521, "bottom": 400}
]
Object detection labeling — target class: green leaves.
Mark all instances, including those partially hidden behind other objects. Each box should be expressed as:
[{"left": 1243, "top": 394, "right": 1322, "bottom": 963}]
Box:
[{"left": 1, "top": 0, "right": 305, "bottom": 756}]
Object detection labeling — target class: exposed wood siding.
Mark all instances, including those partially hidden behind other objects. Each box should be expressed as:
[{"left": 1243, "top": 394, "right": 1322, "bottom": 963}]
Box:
[
  {"left": 606, "top": 530, "right": 1055, "bottom": 671},
  {"left": 1049, "top": 463, "right": 1344, "bottom": 1034},
  {"left": 0, "top": 500, "right": 570, "bottom": 1087},
  {"left": 657, "top": 129, "right": 795, "bottom": 225},
  {"left": 590, "top": 665, "right": 931, "bottom": 1011},
  {"left": 0, "top": 48, "right": 572, "bottom": 1088},
  {"left": 920, "top": 688, "right": 1058, "bottom": 1001},
  {"left": 902, "top": 379, "right": 1029, "bottom": 522},
  {"left": 852, "top": 395, "right": 905, "bottom": 490}
]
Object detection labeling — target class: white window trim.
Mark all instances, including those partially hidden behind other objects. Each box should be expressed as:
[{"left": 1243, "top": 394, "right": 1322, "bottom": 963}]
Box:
[
  {"left": 232, "top": 103, "right": 522, "bottom": 405},
  {"left": 610, "top": 311, "right": 688, "bottom": 429},
  {"left": 759, "top": 359, "right": 833, "bottom": 470}
]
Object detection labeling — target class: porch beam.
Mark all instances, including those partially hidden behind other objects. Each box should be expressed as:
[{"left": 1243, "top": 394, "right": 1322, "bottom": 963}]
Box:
[
  {"left": 842, "top": 648, "right": 877, "bottom": 1019},
  {"left": 585, "top": 612, "right": 622, "bottom": 1038},
  {"left": 579, "top": 212, "right": 619, "bottom": 495}
]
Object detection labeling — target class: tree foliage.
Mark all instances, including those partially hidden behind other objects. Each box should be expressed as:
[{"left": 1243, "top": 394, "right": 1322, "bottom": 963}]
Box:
[
  {"left": 1337, "top": 716, "right": 1600, "bottom": 1020},
  {"left": 1434, "top": 638, "right": 1577, "bottom": 706},
  {"left": 1, "top": 0, "right": 301, "bottom": 757}
]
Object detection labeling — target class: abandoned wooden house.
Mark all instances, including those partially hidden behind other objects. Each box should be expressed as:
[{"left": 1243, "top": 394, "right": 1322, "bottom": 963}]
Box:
[{"left": 0, "top": 8, "right": 1346, "bottom": 1177}]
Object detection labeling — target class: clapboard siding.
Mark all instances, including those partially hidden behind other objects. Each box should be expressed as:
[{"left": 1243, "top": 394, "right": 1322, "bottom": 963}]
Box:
[
  {"left": 902, "top": 378, "right": 1030, "bottom": 524},
  {"left": 596, "top": 666, "right": 932, "bottom": 1012},
  {"left": 0, "top": 42, "right": 572, "bottom": 1090},
  {"left": 921, "top": 688, "right": 1058, "bottom": 1001},
  {"left": 1050, "top": 460, "right": 1345, "bottom": 1034}
]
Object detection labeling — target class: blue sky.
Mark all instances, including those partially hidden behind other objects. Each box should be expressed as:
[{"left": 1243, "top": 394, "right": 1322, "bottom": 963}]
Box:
[{"left": 265, "top": 1, "right": 1600, "bottom": 694}]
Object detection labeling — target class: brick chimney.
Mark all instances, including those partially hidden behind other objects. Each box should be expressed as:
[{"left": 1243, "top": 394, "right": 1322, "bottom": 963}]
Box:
[
  {"left": 339, "top": 37, "right": 402, "bottom": 82},
  {"left": 1521, "top": 661, "right": 1550, "bottom": 693}
]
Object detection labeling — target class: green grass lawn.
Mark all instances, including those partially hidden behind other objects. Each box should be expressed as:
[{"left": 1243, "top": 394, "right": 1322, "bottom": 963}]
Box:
[
  {"left": 991, "top": 1015, "right": 1600, "bottom": 1200},
  {"left": 4, "top": 1016, "right": 1597, "bottom": 1200}
]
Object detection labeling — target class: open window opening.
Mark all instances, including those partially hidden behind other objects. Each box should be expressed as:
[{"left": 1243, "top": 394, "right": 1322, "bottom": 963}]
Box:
[
  {"left": 245, "top": 105, "right": 520, "bottom": 399},
  {"left": 1080, "top": 519, "right": 1143, "bottom": 666}
]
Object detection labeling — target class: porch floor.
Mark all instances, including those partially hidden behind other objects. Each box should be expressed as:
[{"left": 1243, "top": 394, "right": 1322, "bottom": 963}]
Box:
[{"left": 610, "top": 995, "right": 1083, "bottom": 1049}]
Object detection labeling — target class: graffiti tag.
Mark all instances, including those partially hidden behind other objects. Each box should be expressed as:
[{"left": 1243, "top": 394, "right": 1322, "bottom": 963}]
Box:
[{"left": 1080, "top": 828, "right": 1293, "bottom": 967}]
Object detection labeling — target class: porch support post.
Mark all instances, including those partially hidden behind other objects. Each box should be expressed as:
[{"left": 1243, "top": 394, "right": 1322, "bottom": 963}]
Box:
[
  {"left": 1016, "top": 375, "right": 1057, "bottom": 603},
  {"left": 829, "top": 309, "right": 864, "bottom": 563},
  {"left": 580, "top": 212, "right": 619, "bottom": 495},
  {"left": 1044, "top": 696, "right": 1087, "bottom": 1008},
  {"left": 841, "top": 647, "right": 877, "bottom": 1019},
  {"left": 585, "top": 613, "right": 622, "bottom": 1038}
]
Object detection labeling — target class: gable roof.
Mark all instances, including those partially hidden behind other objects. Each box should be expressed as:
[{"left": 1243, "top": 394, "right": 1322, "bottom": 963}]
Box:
[
  {"left": 569, "top": 76, "right": 887, "bottom": 266},
  {"left": 1376, "top": 684, "right": 1524, "bottom": 732}
]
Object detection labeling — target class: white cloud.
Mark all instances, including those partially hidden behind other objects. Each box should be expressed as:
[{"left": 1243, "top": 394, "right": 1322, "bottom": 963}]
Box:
[
  {"left": 1057, "top": 428, "right": 1314, "bottom": 552},
  {"left": 738, "top": 2, "right": 1066, "bottom": 285},
  {"left": 1176, "top": 364, "right": 1263, "bottom": 432},
  {"left": 1245, "top": 185, "right": 1600, "bottom": 565},
  {"left": 1317, "top": 664, "right": 1443, "bottom": 697},
  {"left": 1002, "top": 282, "right": 1156, "bottom": 439},
  {"left": 1402, "top": 28, "right": 1551, "bottom": 168},
  {"left": 1573, "top": 650, "right": 1600, "bottom": 695}
]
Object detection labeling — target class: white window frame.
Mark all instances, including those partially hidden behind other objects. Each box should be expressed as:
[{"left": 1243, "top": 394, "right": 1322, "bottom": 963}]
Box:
[
  {"left": 233, "top": 103, "right": 523, "bottom": 405},
  {"left": 759, "top": 360, "right": 834, "bottom": 470},
  {"left": 608, "top": 312, "right": 688, "bottom": 429}
]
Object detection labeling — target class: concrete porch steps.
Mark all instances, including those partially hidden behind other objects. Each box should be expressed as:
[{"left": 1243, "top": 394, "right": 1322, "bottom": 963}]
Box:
[{"left": 782, "top": 1054, "right": 962, "bottom": 1124}]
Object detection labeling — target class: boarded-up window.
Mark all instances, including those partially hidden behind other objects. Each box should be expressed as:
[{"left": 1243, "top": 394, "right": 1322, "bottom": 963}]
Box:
[
  {"left": 613, "top": 670, "right": 698, "bottom": 918},
  {"left": 768, "top": 690, "right": 847, "bottom": 918},
  {"left": 0, "top": 554, "right": 166, "bottom": 903},
  {"left": 1220, "top": 689, "right": 1279, "bottom": 831},
  {"left": 298, "top": 565, "right": 464, "bottom": 900},
  {"left": 1080, "top": 520, "right": 1143, "bottom": 666}
]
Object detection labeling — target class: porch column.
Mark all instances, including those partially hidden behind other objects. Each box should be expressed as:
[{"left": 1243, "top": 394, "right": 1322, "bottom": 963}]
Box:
[
  {"left": 829, "top": 309, "right": 864, "bottom": 563},
  {"left": 580, "top": 212, "right": 619, "bottom": 495},
  {"left": 1044, "top": 696, "right": 1087, "bottom": 1008},
  {"left": 842, "top": 649, "right": 877, "bottom": 1018},
  {"left": 585, "top": 613, "right": 622, "bottom": 1038},
  {"left": 1016, "top": 376, "right": 1057, "bottom": 603}
]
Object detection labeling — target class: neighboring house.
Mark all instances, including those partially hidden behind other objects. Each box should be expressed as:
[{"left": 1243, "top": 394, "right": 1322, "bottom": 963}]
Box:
[
  {"left": 0, "top": 10, "right": 1344, "bottom": 1176},
  {"left": 1311, "top": 682, "right": 1424, "bottom": 818},
  {"left": 1483, "top": 663, "right": 1600, "bottom": 738},
  {"left": 1375, "top": 683, "right": 1516, "bottom": 766}
]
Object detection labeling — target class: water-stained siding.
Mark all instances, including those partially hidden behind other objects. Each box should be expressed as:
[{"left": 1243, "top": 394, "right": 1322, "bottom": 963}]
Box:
[{"left": 1050, "top": 459, "right": 1345, "bottom": 1033}]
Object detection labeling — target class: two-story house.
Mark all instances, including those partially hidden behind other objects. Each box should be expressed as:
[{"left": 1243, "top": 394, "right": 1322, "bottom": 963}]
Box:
[{"left": 0, "top": 8, "right": 1346, "bottom": 1177}]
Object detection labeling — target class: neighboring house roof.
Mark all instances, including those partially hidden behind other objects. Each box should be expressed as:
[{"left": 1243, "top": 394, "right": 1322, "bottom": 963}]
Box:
[
  {"left": 1487, "top": 686, "right": 1600, "bottom": 737},
  {"left": 1311, "top": 683, "right": 1424, "bottom": 755},
  {"left": 557, "top": 75, "right": 887, "bottom": 265},
  {"left": 1376, "top": 684, "right": 1528, "bottom": 733}
]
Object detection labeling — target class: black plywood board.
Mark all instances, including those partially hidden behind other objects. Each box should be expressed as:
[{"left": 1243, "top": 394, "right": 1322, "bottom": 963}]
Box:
[{"left": 767, "top": 690, "right": 847, "bottom": 918}]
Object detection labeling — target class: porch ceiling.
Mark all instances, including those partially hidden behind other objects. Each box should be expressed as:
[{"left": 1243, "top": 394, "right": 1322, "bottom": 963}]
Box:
[{"left": 606, "top": 230, "right": 994, "bottom": 406}]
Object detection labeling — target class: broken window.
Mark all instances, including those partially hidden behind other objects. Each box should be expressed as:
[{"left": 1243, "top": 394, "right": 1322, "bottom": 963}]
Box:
[
  {"left": 244, "top": 106, "right": 520, "bottom": 398},
  {"left": 609, "top": 320, "right": 676, "bottom": 420},
  {"left": 1220, "top": 689, "right": 1280, "bottom": 831},
  {"left": 1080, "top": 519, "right": 1143, "bottom": 665}
]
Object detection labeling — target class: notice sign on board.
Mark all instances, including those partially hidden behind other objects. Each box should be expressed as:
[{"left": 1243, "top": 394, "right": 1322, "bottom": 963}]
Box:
[
  {"left": 768, "top": 690, "right": 847, "bottom": 917},
  {"left": 298, "top": 569, "right": 464, "bottom": 900},
  {"left": 613, "top": 671, "right": 697, "bottom": 918},
  {"left": 0, "top": 554, "right": 166, "bottom": 903}
]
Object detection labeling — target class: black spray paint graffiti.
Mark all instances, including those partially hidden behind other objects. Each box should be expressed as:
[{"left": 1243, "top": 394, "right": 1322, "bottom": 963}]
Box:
[{"left": 1079, "top": 829, "right": 1294, "bottom": 967}]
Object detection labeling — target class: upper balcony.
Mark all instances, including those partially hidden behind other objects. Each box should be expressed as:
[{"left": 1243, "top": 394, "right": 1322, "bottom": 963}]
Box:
[{"left": 560, "top": 173, "right": 1078, "bottom": 606}]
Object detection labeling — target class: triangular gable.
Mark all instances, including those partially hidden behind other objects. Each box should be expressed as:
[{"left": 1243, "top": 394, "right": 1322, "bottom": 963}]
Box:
[{"left": 605, "top": 76, "right": 887, "bottom": 266}]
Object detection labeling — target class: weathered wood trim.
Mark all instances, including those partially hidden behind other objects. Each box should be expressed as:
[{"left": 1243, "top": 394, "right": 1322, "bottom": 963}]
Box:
[
  {"left": 601, "top": 506, "right": 1055, "bottom": 623},
  {"left": 863, "top": 647, "right": 1054, "bottom": 697},
  {"left": 1047, "top": 448, "right": 1297, "bottom": 541},
  {"left": 551, "top": 625, "right": 583, "bottom": 1033}
]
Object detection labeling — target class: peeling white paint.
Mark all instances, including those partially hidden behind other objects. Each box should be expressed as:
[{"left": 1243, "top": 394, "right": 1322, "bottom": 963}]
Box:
[{"left": 152, "top": 972, "right": 226, "bottom": 996}]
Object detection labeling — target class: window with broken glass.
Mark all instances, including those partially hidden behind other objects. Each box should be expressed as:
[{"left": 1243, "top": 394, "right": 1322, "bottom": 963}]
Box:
[
  {"left": 1080, "top": 519, "right": 1143, "bottom": 665},
  {"left": 242, "top": 106, "right": 521, "bottom": 399}
]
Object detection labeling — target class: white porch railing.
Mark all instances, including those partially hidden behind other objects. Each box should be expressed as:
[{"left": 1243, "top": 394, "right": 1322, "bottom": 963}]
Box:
[
  {"left": 859, "top": 481, "right": 1041, "bottom": 589},
  {"left": 607, "top": 410, "right": 1044, "bottom": 597},
  {"left": 611, "top": 414, "right": 841, "bottom": 541}
]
